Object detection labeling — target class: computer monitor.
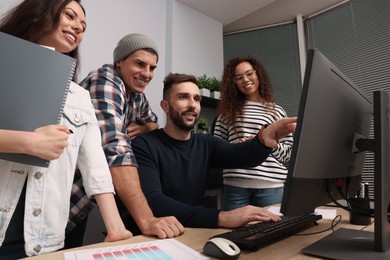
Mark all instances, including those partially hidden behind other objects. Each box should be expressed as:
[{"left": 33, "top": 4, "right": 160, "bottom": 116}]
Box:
[
  {"left": 281, "top": 48, "right": 372, "bottom": 216},
  {"left": 280, "top": 49, "right": 390, "bottom": 259}
]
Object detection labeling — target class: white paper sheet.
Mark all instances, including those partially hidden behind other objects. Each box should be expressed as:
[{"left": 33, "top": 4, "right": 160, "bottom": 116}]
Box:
[{"left": 268, "top": 206, "right": 337, "bottom": 219}]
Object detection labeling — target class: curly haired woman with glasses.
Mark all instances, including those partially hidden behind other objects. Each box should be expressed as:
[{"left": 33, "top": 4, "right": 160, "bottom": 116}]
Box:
[{"left": 213, "top": 56, "right": 294, "bottom": 210}]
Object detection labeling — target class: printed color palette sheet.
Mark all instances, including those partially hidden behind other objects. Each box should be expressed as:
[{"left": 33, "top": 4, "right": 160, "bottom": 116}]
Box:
[{"left": 64, "top": 238, "right": 208, "bottom": 260}]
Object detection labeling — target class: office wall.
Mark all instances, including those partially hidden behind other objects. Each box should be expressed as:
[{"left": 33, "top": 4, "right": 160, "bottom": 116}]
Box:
[
  {"left": 0, "top": 0, "right": 224, "bottom": 125},
  {"left": 0, "top": 0, "right": 21, "bottom": 11},
  {"left": 168, "top": 1, "right": 223, "bottom": 78},
  {"left": 167, "top": 0, "right": 224, "bottom": 125}
]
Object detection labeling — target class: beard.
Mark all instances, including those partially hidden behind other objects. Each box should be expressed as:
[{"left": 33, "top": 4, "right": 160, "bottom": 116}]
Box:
[{"left": 168, "top": 106, "right": 198, "bottom": 131}]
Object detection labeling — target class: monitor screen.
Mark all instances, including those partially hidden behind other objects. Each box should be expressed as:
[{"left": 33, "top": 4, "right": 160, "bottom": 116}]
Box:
[{"left": 281, "top": 48, "right": 372, "bottom": 216}]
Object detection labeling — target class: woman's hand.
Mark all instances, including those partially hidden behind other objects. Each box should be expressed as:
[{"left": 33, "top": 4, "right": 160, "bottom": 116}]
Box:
[{"left": 28, "top": 125, "right": 71, "bottom": 160}]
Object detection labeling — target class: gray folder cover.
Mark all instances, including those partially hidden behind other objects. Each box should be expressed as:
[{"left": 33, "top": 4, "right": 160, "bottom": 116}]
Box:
[{"left": 0, "top": 32, "right": 76, "bottom": 167}]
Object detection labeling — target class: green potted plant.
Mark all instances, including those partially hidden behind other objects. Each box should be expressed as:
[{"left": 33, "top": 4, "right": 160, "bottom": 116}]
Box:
[
  {"left": 197, "top": 117, "right": 209, "bottom": 134},
  {"left": 197, "top": 74, "right": 221, "bottom": 99},
  {"left": 208, "top": 76, "right": 221, "bottom": 99},
  {"left": 197, "top": 74, "right": 210, "bottom": 97}
]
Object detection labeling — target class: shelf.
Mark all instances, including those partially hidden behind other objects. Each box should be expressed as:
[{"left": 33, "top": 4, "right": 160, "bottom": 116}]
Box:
[{"left": 201, "top": 96, "right": 219, "bottom": 108}]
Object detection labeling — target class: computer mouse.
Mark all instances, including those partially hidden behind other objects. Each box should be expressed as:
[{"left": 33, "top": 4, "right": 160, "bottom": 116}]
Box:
[{"left": 203, "top": 237, "right": 241, "bottom": 259}]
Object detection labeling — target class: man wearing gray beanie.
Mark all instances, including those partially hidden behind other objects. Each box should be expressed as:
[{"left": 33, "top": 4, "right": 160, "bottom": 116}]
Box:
[{"left": 68, "top": 33, "right": 184, "bottom": 242}]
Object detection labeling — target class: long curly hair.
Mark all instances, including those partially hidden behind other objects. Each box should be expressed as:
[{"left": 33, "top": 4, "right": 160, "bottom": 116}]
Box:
[
  {"left": 218, "top": 56, "right": 275, "bottom": 127},
  {"left": 0, "top": 0, "right": 85, "bottom": 80}
]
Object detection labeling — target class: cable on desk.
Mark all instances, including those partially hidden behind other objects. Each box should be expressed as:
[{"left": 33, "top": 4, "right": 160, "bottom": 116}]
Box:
[
  {"left": 294, "top": 214, "right": 342, "bottom": 236},
  {"left": 361, "top": 219, "right": 375, "bottom": 231},
  {"left": 325, "top": 180, "right": 375, "bottom": 218}
]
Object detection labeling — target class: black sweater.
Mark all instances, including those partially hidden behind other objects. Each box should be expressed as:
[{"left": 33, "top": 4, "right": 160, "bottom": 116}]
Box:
[{"left": 127, "top": 129, "right": 272, "bottom": 232}]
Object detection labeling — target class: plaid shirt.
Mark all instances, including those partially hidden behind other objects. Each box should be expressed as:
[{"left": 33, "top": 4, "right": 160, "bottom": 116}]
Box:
[{"left": 67, "top": 64, "right": 158, "bottom": 232}]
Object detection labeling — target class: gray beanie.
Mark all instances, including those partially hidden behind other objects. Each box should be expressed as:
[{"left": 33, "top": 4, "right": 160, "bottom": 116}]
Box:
[{"left": 113, "top": 33, "right": 159, "bottom": 64}]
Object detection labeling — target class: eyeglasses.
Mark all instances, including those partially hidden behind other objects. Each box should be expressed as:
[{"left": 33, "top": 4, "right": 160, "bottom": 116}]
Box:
[{"left": 233, "top": 70, "right": 256, "bottom": 83}]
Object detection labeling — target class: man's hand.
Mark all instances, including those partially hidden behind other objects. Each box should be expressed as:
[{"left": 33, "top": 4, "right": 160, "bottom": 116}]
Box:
[
  {"left": 141, "top": 216, "right": 185, "bottom": 238},
  {"left": 111, "top": 166, "right": 184, "bottom": 239},
  {"left": 262, "top": 117, "right": 297, "bottom": 148},
  {"left": 126, "top": 122, "right": 158, "bottom": 140},
  {"left": 218, "top": 205, "right": 281, "bottom": 228}
]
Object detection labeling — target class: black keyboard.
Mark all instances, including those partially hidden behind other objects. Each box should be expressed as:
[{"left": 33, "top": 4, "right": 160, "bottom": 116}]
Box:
[{"left": 212, "top": 213, "right": 322, "bottom": 250}]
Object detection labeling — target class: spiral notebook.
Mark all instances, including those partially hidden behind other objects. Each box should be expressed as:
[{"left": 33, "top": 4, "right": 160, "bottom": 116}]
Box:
[{"left": 0, "top": 32, "right": 76, "bottom": 167}]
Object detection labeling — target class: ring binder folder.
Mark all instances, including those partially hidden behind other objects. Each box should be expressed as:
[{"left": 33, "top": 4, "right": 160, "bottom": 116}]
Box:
[
  {"left": 59, "top": 60, "right": 77, "bottom": 124},
  {"left": 0, "top": 32, "right": 76, "bottom": 167}
]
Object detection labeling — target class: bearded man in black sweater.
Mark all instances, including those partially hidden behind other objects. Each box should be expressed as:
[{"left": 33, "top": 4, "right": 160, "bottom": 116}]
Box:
[{"left": 120, "top": 73, "right": 296, "bottom": 234}]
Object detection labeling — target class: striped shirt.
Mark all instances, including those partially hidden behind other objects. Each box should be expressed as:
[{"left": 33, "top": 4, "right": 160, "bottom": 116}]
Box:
[{"left": 213, "top": 101, "right": 293, "bottom": 189}]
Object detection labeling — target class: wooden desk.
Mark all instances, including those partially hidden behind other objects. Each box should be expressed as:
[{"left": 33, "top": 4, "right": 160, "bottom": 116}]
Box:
[{"left": 27, "top": 208, "right": 373, "bottom": 260}]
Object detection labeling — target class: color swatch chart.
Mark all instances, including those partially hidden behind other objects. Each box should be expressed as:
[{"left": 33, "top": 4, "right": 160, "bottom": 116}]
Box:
[
  {"left": 93, "top": 245, "right": 174, "bottom": 260},
  {"left": 64, "top": 238, "right": 208, "bottom": 260}
]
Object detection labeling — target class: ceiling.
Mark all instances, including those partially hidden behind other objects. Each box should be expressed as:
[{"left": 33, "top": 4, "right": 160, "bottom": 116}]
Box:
[{"left": 176, "top": 0, "right": 347, "bottom": 34}]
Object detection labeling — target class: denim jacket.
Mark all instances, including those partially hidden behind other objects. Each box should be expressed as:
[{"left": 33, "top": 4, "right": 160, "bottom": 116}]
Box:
[{"left": 0, "top": 82, "right": 114, "bottom": 256}]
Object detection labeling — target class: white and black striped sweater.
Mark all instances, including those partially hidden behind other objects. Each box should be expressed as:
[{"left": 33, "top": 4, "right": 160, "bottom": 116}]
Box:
[{"left": 213, "top": 101, "right": 294, "bottom": 188}]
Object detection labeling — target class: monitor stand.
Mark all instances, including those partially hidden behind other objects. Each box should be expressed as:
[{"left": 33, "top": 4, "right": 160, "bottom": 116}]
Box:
[{"left": 302, "top": 228, "right": 390, "bottom": 260}]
